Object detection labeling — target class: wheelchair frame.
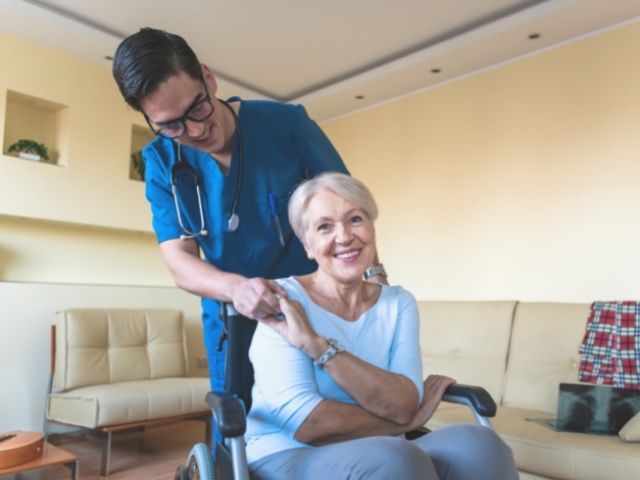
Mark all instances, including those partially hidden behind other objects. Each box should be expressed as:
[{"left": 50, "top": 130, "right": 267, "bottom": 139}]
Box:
[
  {"left": 176, "top": 308, "right": 498, "bottom": 480},
  {"left": 176, "top": 383, "right": 497, "bottom": 480}
]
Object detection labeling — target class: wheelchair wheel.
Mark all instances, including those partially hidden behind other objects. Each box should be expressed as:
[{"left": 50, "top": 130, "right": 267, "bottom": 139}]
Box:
[
  {"left": 175, "top": 464, "right": 190, "bottom": 480},
  {"left": 186, "top": 443, "right": 215, "bottom": 480}
]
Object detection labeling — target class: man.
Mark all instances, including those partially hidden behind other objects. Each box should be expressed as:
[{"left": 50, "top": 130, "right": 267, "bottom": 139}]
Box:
[{"left": 111, "top": 27, "right": 373, "bottom": 399}]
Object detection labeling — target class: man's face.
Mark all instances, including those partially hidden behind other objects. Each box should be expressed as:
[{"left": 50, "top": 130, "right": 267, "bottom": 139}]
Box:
[{"left": 140, "top": 70, "right": 229, "bottom": 154}]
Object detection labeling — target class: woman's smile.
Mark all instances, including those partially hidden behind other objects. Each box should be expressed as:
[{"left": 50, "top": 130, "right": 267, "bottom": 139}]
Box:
[{"left": 333, "top": 249, "right": 361, "bottom": 262}]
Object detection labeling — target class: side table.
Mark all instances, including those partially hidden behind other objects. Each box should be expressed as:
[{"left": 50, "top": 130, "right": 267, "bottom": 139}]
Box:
[{"left": 0, "top": 442, "right": 78, "bottom": 479}]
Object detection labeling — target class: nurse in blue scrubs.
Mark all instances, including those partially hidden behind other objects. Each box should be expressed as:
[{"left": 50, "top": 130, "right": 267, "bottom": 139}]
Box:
[{"left": 111, "top": 28, "right": 359, "bottom": 399}]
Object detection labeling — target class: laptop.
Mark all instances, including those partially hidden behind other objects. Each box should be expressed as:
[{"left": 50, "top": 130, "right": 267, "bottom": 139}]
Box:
[{"left": 554, "top": 383, "right": 640, "bottom": 434}]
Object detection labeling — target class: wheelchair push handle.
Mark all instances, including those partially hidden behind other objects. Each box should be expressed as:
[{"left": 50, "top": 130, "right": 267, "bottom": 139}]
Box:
[
  {"left": 206, "top": 392, "right": 247, "bottom": 438},
  {"left": 443, "top": 383, "right": 497, "bottom": 417}
]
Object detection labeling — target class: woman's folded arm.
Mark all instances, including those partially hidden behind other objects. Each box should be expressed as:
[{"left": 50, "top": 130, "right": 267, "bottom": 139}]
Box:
[
  {"left": 319, "top": 348, "right": 419, "bottom": 424},
  {"left": 295, "top": 375, "right": 455, "bottom": 446},
  {"left": 294, "top": 399, "right": 411, "bottom": 445}
]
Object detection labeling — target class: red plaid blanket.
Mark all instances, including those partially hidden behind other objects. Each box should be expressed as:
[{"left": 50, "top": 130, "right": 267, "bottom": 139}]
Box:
[{"left": 578, "top": 301, "right": 640, "bottom": 389}]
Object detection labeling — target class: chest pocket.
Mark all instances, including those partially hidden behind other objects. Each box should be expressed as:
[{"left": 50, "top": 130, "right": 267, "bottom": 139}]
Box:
[{"left": 263, "top": 189, "right": 294, "bottom": 247}]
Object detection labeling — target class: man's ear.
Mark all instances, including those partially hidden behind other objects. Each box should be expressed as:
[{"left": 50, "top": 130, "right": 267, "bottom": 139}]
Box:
[{"left": 201, "top": 64, "right": 218, "bottom": 94}]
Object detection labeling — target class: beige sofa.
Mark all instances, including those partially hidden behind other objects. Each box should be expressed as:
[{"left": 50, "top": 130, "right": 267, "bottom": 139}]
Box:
[
  {"left": 418, "top": 301, "right": 639, "bottom": 480},
  {"left": 46, "top": 308, "right": 211, "bottom": 475}
]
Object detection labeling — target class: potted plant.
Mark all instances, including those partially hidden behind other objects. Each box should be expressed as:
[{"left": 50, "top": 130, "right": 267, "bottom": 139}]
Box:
[
  {"left": 131, "top": 150, "right": 145, "bottom": 181},
  {"left": 8, "top": 139, "right": 50, "bottom": 162}
]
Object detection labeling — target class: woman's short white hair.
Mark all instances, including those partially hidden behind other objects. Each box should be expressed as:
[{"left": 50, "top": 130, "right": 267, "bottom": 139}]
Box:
[{"left": 288, "top": 172, "right": 378, "bottom": 243}]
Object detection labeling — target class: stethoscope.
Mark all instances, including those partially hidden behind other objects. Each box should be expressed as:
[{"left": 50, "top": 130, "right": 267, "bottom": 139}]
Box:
[{"left": 170, "top": 99, "right": 244, "bottom": 240}]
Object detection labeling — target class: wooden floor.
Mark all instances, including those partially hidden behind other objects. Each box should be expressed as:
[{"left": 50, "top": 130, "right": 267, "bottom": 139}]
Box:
[{"left": 3, "top": 421, "right": 207, "bottom": 480}]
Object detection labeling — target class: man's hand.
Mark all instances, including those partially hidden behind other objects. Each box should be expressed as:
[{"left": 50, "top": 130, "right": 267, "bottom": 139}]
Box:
[
  {"left": 232, "top": 278, "right": 286, "bottom": 320},
  {"left": 407, "top": 375, "right": 456, "bottom": 431}
]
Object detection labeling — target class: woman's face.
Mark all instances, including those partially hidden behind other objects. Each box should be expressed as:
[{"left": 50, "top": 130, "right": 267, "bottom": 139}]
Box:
[{"left": 303, "top": 189, "right": 376, "bottom": 284}]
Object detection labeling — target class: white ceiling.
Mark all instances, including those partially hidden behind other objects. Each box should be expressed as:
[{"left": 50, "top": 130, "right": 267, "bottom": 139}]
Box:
[{"left": 0, "top": 0, "right": 639, "bottom": 121}]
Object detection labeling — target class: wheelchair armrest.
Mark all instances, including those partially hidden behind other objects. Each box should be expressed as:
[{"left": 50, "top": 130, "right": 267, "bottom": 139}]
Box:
[
  {"left": 442, "top": 384, "right": 497, "bottom": 418},
  {"left": 205, "top": 391, "right": 247, "bottom": 438}
]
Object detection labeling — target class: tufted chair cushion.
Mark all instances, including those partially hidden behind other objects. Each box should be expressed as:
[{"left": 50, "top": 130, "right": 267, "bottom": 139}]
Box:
[{"left": 53, "top": 309, "right": 187, "bottom": 392}]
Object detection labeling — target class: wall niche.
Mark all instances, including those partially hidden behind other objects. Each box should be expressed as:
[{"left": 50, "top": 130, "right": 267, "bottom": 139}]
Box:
[
  {"left": 3, "top": 90, "right": 67, "bottom": 166},
  {"left": 129, "top": 124, "right": 154, "bottom": 181}
]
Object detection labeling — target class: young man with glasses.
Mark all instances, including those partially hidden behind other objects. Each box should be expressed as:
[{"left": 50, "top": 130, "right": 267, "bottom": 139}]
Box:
[{"left": 111, "top": 28, "right": 360, "bottom": 404}]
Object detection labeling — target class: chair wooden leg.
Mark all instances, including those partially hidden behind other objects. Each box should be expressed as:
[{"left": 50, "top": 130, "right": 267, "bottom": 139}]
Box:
[
  {"left": 66, "top": 458, "right": 79, "bottom": 480},
  {"left": 100, "top": 430, "right": 112, "bottom": 476}
]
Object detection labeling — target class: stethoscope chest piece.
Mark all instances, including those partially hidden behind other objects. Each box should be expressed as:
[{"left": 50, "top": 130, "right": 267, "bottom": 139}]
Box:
[{"left": 227, "top": 213, "right": 240, "bottom": 232}]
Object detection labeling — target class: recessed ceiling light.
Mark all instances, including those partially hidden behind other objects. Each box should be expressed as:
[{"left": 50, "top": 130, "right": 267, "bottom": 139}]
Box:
[
  {"left": 528, "top": 33, "right": 541, "bottom": 40},
  {"left": 355, "top": 95, "right": 365, "bottom": 100},
  {"left": 431, "top": 68, "right": 441, "bottom": 74},
  {"left": 104, "top": 55, "right": 113, "bottom": 61}
]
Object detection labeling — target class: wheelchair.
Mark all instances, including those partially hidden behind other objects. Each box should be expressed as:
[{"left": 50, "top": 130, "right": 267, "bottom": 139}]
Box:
[{"left": 175, "top": 313, "right": 498, "bottom": 480}]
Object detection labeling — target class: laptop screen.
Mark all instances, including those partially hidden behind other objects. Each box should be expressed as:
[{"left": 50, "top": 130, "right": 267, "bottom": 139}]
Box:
[{"left": 556, "top": 383, "right": 640, "bottom": 434}]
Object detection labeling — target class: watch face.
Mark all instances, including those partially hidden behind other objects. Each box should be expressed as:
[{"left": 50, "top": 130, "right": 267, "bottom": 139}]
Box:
[{"left": 364, "top": 264, "right": 386, "bottom": 279}]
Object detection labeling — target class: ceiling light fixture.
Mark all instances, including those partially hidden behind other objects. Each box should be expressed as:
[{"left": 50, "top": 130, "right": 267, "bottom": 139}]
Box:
[
  {"left": 355, "top": 95, "right": 365, "bottom": 100},
  {"left": 528, "top": 33, "right": 541, "bottom": 40},
  {"left": 431, "top": 68, "right": 441, "bottom": 74},
  {"left": 104, "top": 55, "right": 113, "bottom": 61}
]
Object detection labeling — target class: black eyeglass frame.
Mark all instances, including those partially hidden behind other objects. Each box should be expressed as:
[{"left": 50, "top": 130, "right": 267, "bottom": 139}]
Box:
[{"left": 144, "top": 79, "right": 214, "bottom": 139}]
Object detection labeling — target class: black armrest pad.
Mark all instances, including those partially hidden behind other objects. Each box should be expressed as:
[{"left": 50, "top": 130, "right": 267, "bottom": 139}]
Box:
[
  {"left": 205, "top": 391, "right": 246, "bottom": 438},
  {"left": 443, "top": 384, "right": 497, "bottom": 417}
]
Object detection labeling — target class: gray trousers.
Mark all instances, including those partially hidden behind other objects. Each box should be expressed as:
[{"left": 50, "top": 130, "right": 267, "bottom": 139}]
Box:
[{"left": 249, "top": 424, "right": 518, "bottom": 480}]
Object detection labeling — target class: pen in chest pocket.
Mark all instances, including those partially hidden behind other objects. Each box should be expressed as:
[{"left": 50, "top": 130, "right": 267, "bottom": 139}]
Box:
[{"left": 268, "top": 193, "right": 286, "bottom": 247}]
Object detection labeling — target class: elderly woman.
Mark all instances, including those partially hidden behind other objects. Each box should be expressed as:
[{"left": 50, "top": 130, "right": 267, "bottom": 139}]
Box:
[{"left": 245, "top": 172, "right": 517, "bottom": 479}]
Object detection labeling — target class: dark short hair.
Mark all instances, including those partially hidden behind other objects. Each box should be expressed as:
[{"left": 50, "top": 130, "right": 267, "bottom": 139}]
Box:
[{"left": 112, "top": 27, "right": 202, "bottom": 111}]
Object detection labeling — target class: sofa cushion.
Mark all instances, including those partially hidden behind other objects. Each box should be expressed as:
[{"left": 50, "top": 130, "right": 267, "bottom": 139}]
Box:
[
  {"left": 502, "top": 302, "right": 591, "bottom": 413},
  {"left": 53, "top": 309, "right": 187, "bottom": 391},
  {"left": 418, "top": 301, "right": 516, "bottom": 403},
  {"left": 47, "top": 377, "right": 210, "bottom": 428},
  {"left": 427, "top": 405, "right": 640, "bottom": 480}
]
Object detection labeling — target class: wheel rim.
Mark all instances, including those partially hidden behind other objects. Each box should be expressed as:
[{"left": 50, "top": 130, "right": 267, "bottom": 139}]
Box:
[{"left": 188, "top": 456, "right": 201, "bottom": 480}]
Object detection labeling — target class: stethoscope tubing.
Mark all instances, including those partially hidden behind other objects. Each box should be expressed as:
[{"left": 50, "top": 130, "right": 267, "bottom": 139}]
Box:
[{"left": 171, "top": 98, "right": 244, "bottom": 239}]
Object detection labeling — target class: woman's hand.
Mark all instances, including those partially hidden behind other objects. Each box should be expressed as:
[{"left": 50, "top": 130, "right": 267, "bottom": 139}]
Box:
[
  {"left": 407, "top": 375, "right": 456, "bottom": 431},
  {"left": 261, "top": 294, "right": 323, "bottom": 355}
]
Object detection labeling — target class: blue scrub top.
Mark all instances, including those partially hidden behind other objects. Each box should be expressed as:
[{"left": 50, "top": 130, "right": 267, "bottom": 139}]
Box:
[{"left": 143, "top": 98, "right": 348, "bottom": 390}]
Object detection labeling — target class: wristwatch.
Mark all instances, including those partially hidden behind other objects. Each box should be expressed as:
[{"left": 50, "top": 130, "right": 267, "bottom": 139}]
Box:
[
  {"left": 314, "top": 338, "right": 345, "bottom": 368},
  {"left": 363, "top": 263, "right": 387, "bottom": 280}
]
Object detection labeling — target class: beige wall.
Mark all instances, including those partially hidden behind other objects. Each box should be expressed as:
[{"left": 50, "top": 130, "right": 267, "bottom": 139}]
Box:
[
  {"left": 323, "top": 21, "right": 640, "bottom": 303},
  {"left": 0, "top": 32, "right": 173, "bottom": 286},
  {"left": 0, "top": 31, "right": 151, "bottom": 232},
  {"left": 4, "top": 23, "right": 639, "bottom": 300},
  {"left": 0, "top": 215, "right": 173, "bottom": 285},
  {"left": 0, "top": 33, "right": 189, "bottom": 431}
]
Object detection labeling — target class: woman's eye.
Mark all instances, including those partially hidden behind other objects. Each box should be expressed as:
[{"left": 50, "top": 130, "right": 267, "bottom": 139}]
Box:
[
  {"left": 317, "top": 223, "right": 330, "bottom": 232},
  {"left": 350, "top": 215, "right": 363, "bottom": 223}
]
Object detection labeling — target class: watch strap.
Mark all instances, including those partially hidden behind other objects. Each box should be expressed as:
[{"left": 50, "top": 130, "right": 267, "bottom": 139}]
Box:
[
  {"left": 363, "top": 263, "right": 387, "bottom": 280},
  {"left": 314, "top": 338, "right": 344, "bottom": 368}
]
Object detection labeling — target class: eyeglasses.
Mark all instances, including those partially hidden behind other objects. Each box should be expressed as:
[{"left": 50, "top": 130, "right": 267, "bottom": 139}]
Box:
[{"left": 144, "top": 81, "right": 214, "bottom": 139}]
